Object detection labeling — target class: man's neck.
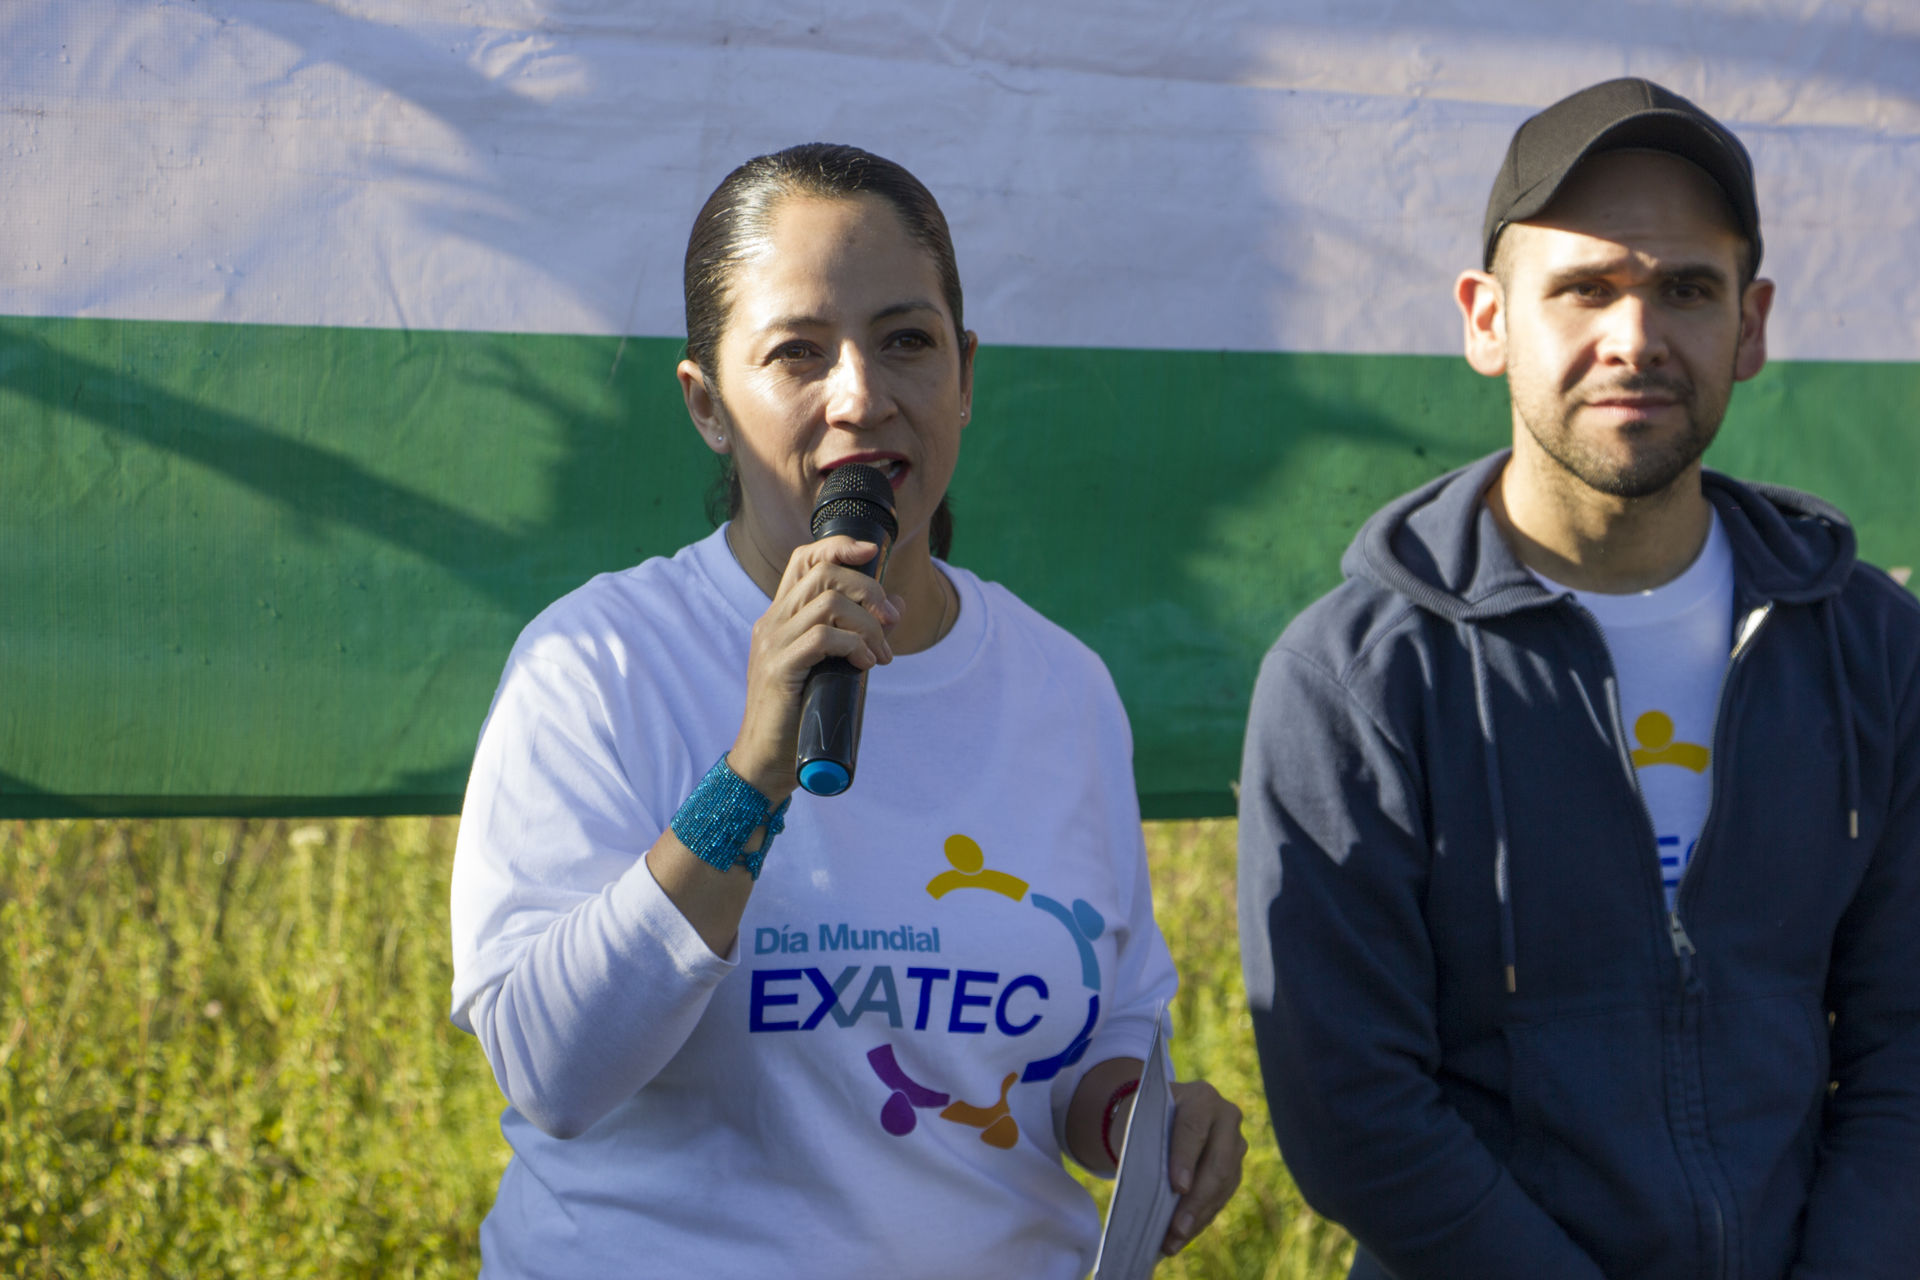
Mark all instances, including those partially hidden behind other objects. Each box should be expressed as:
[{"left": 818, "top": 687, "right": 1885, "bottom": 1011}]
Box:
[{"left": 1488, "top": 448, "right": 1713, "bottom": 594}]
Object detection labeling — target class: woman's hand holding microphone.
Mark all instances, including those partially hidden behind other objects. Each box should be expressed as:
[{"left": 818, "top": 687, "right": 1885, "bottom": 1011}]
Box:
[{"left": 646, "top": 533, "right": 901, "bottom": 955}]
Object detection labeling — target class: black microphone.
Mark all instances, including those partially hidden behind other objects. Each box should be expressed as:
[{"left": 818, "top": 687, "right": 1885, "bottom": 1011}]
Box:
[{"left": 795, "top": 463, "right": 898, "bottom": 796}]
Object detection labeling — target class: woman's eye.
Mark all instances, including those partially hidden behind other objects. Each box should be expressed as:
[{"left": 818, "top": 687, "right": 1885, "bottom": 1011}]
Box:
[
  {"left": 888, "top": 329, "right": 934, "bottom": 352},
  {"left": 771, "top": 341, "right": 815, "bottom": 362}
]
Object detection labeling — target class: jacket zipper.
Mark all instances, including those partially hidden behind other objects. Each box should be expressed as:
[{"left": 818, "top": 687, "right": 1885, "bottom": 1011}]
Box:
[
  {"left": 1568, "top": 599, "right": 1772, "bottom": 981},
  {"left": 1565, "top": 597, "right": 1772, "bottom": 1280},
  {"left": 1676, "top": 601, "right": 1773, "bottom": 936},
  {"left": 1673, "top": 600, "right": 1767, "bottom": 1280}
]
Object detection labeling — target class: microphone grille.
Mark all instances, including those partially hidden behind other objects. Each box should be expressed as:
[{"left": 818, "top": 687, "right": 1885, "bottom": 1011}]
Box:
[
  {"left": 815, "top": 463, "right": 895, "bottom": 511},
  {"left": 811, "top": 463, "right": 899, "bottom": 539},
  {"left": 812, "top": 496, "right": 899, "bottom": 539}
]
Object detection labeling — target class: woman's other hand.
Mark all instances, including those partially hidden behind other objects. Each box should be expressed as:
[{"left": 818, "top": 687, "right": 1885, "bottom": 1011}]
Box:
[
  {"left": 1067, "top": 1061, "right": 1246, "bottom": 1255},
  {"left": 1162, "top": 1078, "right": 1246, "bottom": 1256}
]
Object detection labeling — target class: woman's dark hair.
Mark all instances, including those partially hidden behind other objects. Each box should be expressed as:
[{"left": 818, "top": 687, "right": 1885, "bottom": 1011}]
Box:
[{"left": 684, "top": 142, "right": 962, "bottom": 558}]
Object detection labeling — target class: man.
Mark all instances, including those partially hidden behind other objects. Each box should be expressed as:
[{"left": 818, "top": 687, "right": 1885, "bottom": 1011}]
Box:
[{"left": 1237, "top": 78, "right": 1920, "bottom": 1279}]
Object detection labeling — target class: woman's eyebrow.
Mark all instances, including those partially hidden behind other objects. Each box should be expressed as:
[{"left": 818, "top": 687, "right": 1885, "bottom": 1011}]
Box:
[
  {"left": 756, "top": 312, "right": 829, "bottom": 333},
  {"left": 871, "top": 298, "right": 940, "bottom": 322},
  {"left": 754, "top": 298, "right": 938, "bottom": 333}
]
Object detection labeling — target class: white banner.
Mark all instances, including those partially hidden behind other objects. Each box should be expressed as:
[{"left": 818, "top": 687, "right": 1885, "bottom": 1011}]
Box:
[{"left": 4, "top": 1, "right": 1917, "bottom": 358}]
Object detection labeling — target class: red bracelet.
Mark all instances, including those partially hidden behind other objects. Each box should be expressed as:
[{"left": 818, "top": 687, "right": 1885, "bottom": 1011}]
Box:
[{"left": 1100, "top": 1078, "right": 1141, "bottom": 1165}]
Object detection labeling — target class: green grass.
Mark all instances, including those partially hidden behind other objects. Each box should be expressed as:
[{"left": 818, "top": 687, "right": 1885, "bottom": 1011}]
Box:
[{"left": 0, "top": 817, "right": 1351, "bottom": 1278}]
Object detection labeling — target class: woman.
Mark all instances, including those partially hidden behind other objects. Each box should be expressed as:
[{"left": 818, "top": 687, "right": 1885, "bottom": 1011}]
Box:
[{"left": 450, "top": 143, "right": 1244, "bottom": 1277}]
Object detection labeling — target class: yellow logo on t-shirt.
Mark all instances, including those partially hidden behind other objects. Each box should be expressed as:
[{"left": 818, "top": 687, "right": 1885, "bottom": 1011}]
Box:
[
  {"left": 924, "top": 834, "right": 1029, "bottom": 900},
  {"left": 1631, "top": 710, "right": 1710, "bottom": 772}
]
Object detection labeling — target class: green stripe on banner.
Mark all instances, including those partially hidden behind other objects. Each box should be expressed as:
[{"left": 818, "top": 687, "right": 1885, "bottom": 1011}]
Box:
[{"left": 6, "top": 316, "right": 1919, "bottom": 819}]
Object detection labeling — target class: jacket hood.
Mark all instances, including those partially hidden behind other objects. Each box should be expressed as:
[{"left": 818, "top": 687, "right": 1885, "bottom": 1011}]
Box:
[{"left": 1342, "top": 450, "right": 1858, "bottom": 617}]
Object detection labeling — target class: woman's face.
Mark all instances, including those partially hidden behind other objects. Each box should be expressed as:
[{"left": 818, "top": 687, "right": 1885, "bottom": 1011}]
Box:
[{"left": 681, "top": 193, "right": 974, "bottom": 565}]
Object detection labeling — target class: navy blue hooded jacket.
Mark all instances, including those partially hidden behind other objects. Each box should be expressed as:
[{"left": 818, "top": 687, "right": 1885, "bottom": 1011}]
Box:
[{"left": 1238, "top": 452, "right": 1920, "bottom": 1279}]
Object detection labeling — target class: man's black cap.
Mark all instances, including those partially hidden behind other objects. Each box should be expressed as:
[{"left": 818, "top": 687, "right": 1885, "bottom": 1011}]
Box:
[{"left": 1482, "top": 77, "right": 1761, "bottom": 272}]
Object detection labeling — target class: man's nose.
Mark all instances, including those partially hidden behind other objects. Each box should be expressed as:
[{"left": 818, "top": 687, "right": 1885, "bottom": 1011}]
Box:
[{"left": 1596, "top": 293, "right": 1669, "bottom": 368}]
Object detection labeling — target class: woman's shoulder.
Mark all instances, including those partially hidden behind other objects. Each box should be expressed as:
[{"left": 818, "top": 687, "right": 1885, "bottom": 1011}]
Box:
[
  {"left": 508, "top": 529, "right": 752, "bottom": 680},
  {"left": 949, "top": 564, "right": 1119, "bottom": 695}
]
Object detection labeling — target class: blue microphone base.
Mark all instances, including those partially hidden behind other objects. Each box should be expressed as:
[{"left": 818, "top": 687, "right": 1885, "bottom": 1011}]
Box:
[{"left": 797, "top": 758, "right": 852, "bottom": 796}]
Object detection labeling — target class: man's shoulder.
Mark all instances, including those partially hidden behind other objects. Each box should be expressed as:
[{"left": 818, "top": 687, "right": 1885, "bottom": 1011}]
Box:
[
  {"left": 1844, "top": 559, "right": 1920, "bottom": 622},
  {"left": 1836, "top": 560, "right": 1920, "bottom": 687},
  {"left": 1262, "top": 574, "right": 1434, "bottom": 701}
]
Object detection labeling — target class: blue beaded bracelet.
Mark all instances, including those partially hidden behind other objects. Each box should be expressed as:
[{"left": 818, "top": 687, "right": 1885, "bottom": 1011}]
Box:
[{"left": 670, "top": 754, "right": 789, "bottom": 880}]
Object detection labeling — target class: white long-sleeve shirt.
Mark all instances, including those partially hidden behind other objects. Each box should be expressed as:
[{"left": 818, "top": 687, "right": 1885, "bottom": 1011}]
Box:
[{"left": 450, "top": 528, "right": 1177, "bottom": 1279}]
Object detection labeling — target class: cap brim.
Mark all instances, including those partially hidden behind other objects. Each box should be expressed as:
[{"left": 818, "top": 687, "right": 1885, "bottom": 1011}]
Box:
[{"left": 1486, "top": 109, "right": 1760, "bottom": 268}]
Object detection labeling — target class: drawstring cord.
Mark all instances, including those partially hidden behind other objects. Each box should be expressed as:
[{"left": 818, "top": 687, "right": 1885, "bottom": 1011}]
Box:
[
  {"left": 1820, "top": 601, "right": 1861, "bottom": 840},
  {"left": 1465, "top": 623, "right": 1519, "bottom": 993}
]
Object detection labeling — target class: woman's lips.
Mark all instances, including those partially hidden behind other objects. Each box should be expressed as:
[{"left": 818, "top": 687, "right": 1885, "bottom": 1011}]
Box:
[{"left": 823, "top": 456, "right": 910, "bottom": 488}]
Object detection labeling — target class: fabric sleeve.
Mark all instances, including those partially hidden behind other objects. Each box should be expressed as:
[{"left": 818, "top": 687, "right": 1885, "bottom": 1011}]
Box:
[
  {"left": 1236, "top": 647, "right": 1607, "bottom": 1279},
  {"left": 448, "top": 647, "right": 733, "bottom": 1140},
  {"left": 1049, "top": 661, "right": 1180, "bottom": 1160},
  {"left": 1791, "top": 648, "right": 1920, "bottom": 1277}
]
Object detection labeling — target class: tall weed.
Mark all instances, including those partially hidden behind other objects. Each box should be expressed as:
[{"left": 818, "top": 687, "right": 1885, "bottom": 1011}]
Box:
[
  {"left": 0, "top": 817, "right": 1348, "bottom": 1278},
  {"left": 0, "top": 819, "right": 503, "bottom": 1278}
]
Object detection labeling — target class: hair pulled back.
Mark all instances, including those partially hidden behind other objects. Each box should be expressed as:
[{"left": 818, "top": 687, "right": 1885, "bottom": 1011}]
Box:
[{"left": 684, "top": 143, "right": 963, "bottom": 558}]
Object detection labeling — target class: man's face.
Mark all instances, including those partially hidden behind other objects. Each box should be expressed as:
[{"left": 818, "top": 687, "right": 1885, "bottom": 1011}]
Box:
[{"left": 1476, "top": 149, "right": 1771, "bottom": 500}]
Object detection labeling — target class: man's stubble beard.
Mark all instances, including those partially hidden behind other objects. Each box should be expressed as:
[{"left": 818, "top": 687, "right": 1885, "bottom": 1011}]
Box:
[{"left": 1508, "top": 362, "right": 1734, "bottom": 501}]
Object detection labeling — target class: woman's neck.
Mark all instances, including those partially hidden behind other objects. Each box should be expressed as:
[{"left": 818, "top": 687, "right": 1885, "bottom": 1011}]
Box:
[{"left": 877, "top": 544, "right": 955, "bottom": 655}]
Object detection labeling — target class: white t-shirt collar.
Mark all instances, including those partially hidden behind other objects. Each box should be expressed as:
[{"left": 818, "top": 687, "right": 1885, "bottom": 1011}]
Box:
[{"left": 1532, "top": 509, "right": 1733, "bottom": 629}]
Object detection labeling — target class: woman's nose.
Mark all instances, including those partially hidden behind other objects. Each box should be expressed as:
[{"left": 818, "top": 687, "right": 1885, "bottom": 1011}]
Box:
[{"left": 823, "top": 345, "right": 892, "bottom": 427}]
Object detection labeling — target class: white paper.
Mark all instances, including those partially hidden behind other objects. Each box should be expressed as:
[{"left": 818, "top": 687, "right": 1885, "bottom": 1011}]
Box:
[{"left": 1091, "top": 1007, "right": 1177, "bottom": 1280}]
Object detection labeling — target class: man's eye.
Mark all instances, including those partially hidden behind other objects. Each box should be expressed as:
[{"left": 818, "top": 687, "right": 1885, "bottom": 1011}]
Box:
[
  {"left": 1668, "top": 283, "right": 1707, "bottom": 304},
  {"left": 772, "top": 342, "right": 814, "bottom": 362},
  {"left": 1569, "top": 282, "right": 1610, "bottom": 302},
  {"left": 888, "top": 329, "right": 934, "bottom": 351}
]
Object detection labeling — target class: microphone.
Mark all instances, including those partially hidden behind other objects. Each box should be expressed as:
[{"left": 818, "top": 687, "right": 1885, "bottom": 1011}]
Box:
[{"left": 795, "top": 463, "right": 898, "bottom": 796}]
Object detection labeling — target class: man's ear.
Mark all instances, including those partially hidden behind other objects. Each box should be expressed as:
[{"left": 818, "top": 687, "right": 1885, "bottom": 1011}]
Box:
[
  {"left": 1734, "top": 278, "right": 1774, "bottom": 382},
  {"left": 678, "top": 359, "right": 730, "bottom": 456},
  {"left": 1456, "top": 269, "right": 1508, "bottom": 377}
]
